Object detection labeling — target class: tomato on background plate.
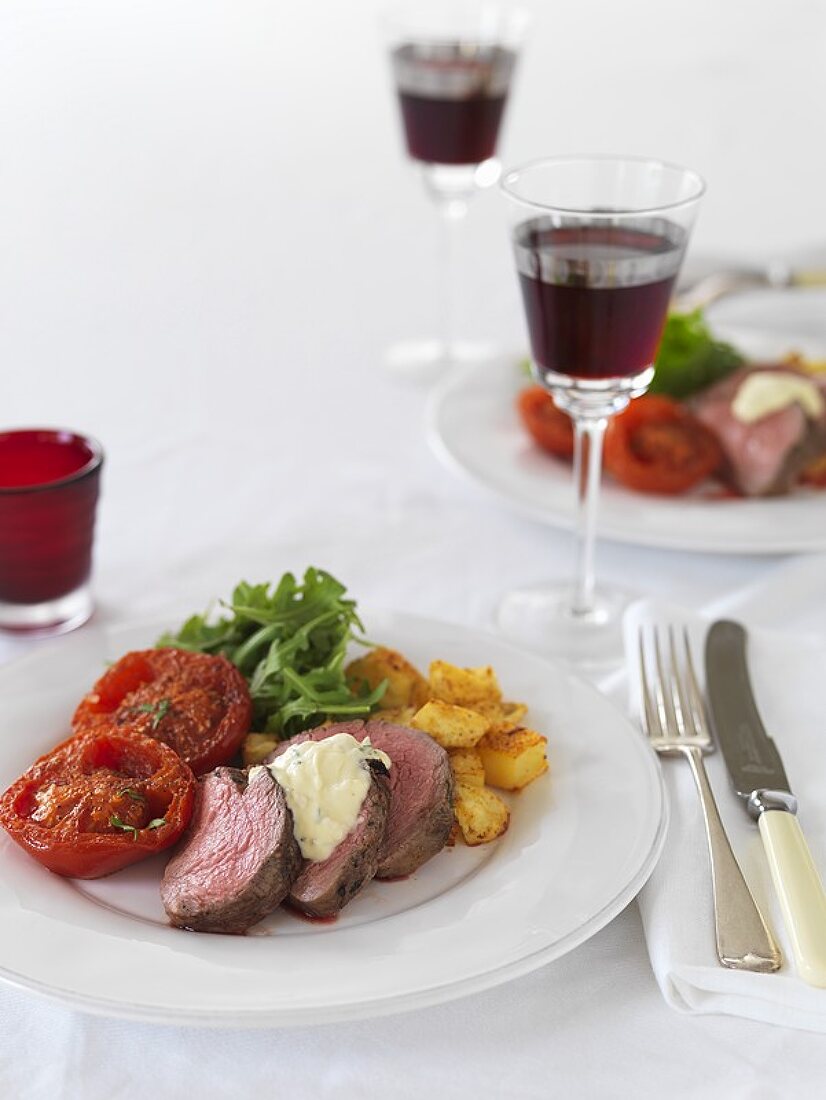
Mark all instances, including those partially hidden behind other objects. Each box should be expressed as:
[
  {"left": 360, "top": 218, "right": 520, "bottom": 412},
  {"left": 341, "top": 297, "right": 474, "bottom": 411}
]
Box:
[
  {"left": 801, "top": 454, "right": 826, "bottom": 488},
  {"left": 604, "top": 395, "right": 723, "bottom": 495},
  {"left": 0, "top": 727, "right": 195, "bottom": 878},
  {"left": 516, "top": 386, "right": 575, "bottom": 460},
  {"left": 73, "top": 648, "right": 252, "bottom": 775}
]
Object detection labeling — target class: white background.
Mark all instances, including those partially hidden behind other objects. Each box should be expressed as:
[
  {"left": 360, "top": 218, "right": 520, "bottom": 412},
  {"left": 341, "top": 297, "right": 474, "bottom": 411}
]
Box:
[
  {"left": 2, "top": 0, "right": 825, "bottom": 421},
  {"left": 1, "top": 0, "right": 823, "bottom": 610},
  {"left": 1, "top": 2, "right": 826, "bottom": 1097}
]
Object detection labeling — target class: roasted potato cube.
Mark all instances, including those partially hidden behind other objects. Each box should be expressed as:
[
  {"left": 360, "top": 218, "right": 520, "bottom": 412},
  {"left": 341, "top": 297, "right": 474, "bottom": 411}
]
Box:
[
  {"left": 798, "top": 354, "right": 826, "bottom": 375},
  {"left": 448, "top": 747, "right": 485, "bottom": 788},
  {"left": 346, "top": 647, "right": 430, "bottom": 710},
  {"left": 428, "top": 660, "right": 502, "bottom": 707},
  {"left": 474, "top": 700, "right": 529, "bottom": 734},
  {"left": 242, "top": 733, "right": 280, "bottom": 767},
  {"left": 411, "top": 700, "right": 489, "bottom": 749},
  {"left": 454, "top": 784, "right": 510, "bottom": 845},
  {"left": 478, "top": 727, "right": 549, "bottom": 791}
]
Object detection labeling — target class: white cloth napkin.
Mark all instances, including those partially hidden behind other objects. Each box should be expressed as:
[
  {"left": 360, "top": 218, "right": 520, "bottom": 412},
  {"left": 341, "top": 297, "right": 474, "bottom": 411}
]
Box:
[{"left": 623, "top": 596, "right": 826, "bottom": 1032}]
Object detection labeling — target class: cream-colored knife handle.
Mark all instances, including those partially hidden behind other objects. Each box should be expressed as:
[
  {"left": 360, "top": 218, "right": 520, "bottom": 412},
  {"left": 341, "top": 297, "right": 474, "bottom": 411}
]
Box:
[
  {"left": 793, "top": 270, "right": 826, "bottom": 288},
  {"left": 759, "top": 810, "right": 826, "bottom": 987}
]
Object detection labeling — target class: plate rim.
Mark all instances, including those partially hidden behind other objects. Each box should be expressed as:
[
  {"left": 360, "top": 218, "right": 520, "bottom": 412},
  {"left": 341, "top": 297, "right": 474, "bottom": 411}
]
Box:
[{"left": 0, "top": 608, "right": 667, "bottom": 1027}]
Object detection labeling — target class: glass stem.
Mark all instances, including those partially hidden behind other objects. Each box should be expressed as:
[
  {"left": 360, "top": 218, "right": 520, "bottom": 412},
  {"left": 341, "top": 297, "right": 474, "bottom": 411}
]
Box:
[
  {"left": 571, "top": 414, "right": 607, "bottom": 617},
  {"left": 436, "top": 196, "right": 467, "bottom": 364}
]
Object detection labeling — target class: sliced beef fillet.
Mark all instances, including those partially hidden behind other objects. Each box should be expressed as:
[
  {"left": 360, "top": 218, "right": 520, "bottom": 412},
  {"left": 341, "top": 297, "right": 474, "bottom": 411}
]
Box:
[
  {"left": 267, "top": 719, "right": 454, "bottom": 881},
  {"left": 693, "top": 365, "right": 826, "bottom": 496},
  {"left": 287, "top": 765, "right": 390, "bottom": 918},
  {"left": 161, "top": 765, "right": 300, "bottom": 934},
  {"left": 265, "top": 725, "right": 391, "bottom": 916},
  {"left": 364, "top": 721, "right": 454, "bottom": 879}
]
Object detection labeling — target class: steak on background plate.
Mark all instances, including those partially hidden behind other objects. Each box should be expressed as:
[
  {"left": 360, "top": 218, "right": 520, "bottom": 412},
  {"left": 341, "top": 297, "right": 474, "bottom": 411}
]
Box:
[{"left": 692, "top": 365, "right": 826, "bottom": 496}]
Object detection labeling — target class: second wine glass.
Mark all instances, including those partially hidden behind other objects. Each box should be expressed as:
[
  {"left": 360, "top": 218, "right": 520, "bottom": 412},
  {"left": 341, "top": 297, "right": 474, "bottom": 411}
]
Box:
[
  {"left": 384, "top": 1, "right": 528, "bottom": 380},
  {"left": 499, "top": 155, "right": 705, "bottom": 668}
]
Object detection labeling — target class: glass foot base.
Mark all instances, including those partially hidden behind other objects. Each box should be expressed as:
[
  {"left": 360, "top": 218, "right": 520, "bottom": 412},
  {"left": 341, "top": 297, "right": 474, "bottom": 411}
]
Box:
[
  {"left": 495, "top": 581, "right": 633, "bottom": 673},
  {"left": 0, "top": 584, "right": 93, "bottom": 638},
  {"left": 383, "top": 339, "right": 498, "bottom": 384}
]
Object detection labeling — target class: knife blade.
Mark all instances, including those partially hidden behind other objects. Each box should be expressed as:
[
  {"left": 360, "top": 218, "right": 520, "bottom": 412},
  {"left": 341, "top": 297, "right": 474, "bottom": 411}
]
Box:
[
  {"left": 705, "top": 620, "right": 791, "bottom": 802},
  {"left": 706, "top": 620, "right": 826, "bottom": 988}
]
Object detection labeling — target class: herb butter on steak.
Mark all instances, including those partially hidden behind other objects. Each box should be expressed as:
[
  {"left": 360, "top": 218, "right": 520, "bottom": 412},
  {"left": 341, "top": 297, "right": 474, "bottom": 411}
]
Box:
[{"left": 267, "top": 719, "right": 454, "bottom": 882}]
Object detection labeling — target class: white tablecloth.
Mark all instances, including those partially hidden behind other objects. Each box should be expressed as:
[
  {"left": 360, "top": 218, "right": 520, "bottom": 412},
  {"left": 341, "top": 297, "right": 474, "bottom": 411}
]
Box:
[{"left": 2, "top": 0, "right": 826, "bottom": 1095}]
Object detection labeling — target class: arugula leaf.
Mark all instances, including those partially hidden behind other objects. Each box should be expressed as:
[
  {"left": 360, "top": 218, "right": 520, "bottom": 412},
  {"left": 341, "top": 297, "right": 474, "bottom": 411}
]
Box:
[
  {"left": 649, "top": 310, "right": 744, "bottom": 399},
  {"left": 158, "top": 568, "right": 385, "bottom": 739}
]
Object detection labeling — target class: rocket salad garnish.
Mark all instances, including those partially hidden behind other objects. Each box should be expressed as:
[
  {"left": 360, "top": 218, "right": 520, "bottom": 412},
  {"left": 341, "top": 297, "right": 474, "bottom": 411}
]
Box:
[
  {"left": 649, "top": 310, "right": 744, "bottom": 399},
  {"left": 157, "top": 568, "right": 385, "bottom": 738}
]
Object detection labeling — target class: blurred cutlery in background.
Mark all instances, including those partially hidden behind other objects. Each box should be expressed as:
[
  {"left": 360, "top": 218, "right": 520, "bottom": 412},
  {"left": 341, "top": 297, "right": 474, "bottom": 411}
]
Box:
[{"left": 675, "top": 263, "right": 826, "bottom": 312}]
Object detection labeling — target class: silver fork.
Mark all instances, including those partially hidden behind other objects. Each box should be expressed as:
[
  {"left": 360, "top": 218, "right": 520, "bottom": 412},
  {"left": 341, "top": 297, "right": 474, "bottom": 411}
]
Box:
[{"left": 639, "top": 625, "right": 781, "bottom": 972}]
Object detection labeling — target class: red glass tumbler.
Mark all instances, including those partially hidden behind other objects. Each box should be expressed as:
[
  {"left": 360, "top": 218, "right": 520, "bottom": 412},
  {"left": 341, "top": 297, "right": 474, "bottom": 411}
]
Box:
[{"left": 0, "top": 429, "right": 103, "bottom": 635}]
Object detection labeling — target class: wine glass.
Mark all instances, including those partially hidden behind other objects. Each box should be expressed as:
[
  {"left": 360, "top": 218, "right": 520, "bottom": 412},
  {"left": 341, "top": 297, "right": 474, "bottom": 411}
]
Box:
[
  {"left": 383, "top": 0, "right": 528, "bottom": 381},
  {"left": 499, "top": 155, "right": 705, "bottom": 668}
]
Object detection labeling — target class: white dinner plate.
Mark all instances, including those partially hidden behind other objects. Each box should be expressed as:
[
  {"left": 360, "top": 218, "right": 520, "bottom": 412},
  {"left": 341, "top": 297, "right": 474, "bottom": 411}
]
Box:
[
  {"left": 427, "top": 289, "right": 826, "bottom": 555},
  {"left": 706, "top": 285, "right": 826, "bottom": 363},
  {"left": 0, "top": 610, "right": 665, "bottom": 1027}
]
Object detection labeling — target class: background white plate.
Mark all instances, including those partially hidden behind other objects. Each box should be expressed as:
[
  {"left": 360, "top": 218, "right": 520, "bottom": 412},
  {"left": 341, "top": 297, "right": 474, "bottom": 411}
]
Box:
[
  {"left": 428, "top": 289, "right": 826, "bottom": 556},
  {"left": 0, "top": 610, "right": 665, "bottom": 1027},
  {"left": 706, "top": 286, "right": 826, "bottom": 363}
]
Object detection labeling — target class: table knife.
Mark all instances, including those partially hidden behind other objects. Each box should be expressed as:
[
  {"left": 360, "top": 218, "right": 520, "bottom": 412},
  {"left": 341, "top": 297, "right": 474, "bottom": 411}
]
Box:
[
  {"left": 705, "top": 620, "right": 826, "bottom": 987},
  {"left": 675, "top": 266, "right": 826, "bottom": 311}
]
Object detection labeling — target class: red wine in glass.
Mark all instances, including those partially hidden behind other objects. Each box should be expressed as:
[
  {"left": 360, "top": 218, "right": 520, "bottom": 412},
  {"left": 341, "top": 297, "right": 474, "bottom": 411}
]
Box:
[
  {"left": 513, "top": 219, "right": 686, "bottom": 381},
  {"left": 392, "top": 42, "right": 515, "bottom": 165},
  {"left": 0, "top": 430, "right": 102, "bottom": 610}
]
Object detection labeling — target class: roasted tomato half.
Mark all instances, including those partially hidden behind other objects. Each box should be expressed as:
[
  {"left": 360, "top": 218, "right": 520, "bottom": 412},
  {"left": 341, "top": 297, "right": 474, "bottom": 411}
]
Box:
[
  {"left": 604, "top": 394, "right": 723, "bottom": 495},
  {"left": 0, "top": 727, "right": 196, "bottom": 878},
  {"left": 517, "top": 386, "right": 575, "bottom": 460},
  {"left": 72, "top": 648, "right": 252, "bottom": 775}
]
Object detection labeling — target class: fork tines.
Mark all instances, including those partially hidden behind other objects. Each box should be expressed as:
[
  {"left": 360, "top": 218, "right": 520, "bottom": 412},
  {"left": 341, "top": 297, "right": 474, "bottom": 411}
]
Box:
[{"left": 638, "top": 625, "right": 710, "bottom": 748}]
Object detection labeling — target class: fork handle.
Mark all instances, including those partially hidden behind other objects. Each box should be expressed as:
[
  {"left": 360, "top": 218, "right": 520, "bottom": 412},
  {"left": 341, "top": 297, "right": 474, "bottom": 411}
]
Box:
[{"left": 684, "top": 747, "right": 781, "bottom": 972}]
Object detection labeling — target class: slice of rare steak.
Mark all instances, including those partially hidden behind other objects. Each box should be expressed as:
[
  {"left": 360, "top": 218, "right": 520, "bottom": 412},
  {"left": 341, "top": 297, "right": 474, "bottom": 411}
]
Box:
[
  {"left": 267, "top": 719, "right": 454, "bottom": 881},
  {"left": 161, "top": 765, "right": 300, "bottom": 934},
  {"left": 363, "top": 720, "right": 454, "bottom": 879},
  {"left": 693, "top": 365, "right": 826, "bottom": 496},
  {"left": 287, "top": 765, "right": 390, "bottom": 918}
]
